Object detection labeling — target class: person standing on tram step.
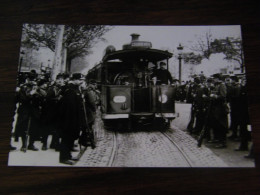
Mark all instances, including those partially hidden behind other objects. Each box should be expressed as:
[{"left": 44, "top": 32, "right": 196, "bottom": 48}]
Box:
[
  {"left": 151, "top": 62, "right": 173, "bottom": 85},
  {"left": 58, "top": 73, "right": 85, "bottom": 165},
  {"left": 78, "top": 79, "right": 98, "bottom": 149}
]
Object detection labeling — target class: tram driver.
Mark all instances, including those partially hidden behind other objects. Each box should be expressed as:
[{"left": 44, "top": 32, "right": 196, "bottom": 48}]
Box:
[{"left": 151, "top": 62, "right": 173, "bottom": 85}]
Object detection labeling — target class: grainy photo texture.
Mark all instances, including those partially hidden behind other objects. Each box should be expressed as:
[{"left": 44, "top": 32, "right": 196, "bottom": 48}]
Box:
[{"left": 8, "top": 25, "right": 255, "bottom": 167}]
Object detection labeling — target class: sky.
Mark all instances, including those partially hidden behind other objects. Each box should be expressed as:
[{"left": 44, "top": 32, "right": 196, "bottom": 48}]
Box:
[{"left": 85, "top": 26, "right": 241, "bottom": 65}]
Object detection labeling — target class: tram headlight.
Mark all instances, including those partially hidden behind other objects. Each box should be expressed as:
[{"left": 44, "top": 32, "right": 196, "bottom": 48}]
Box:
[
  {"left": 158, "top": 94, "right": 168, "bottom": 103},
  {"left": 113, "top": 96, "right": 126, "bottom": 103}
]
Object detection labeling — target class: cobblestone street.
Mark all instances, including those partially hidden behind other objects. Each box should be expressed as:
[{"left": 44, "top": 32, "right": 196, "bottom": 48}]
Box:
[
  {"left": 76, "top": 103, "right": 255, "bottom": 167},
  {"left": 8, "top": 103, "right": 255, "bottom": 167},
  {"left": 112, "top": 131, "right": 193, "bottom": 167}
]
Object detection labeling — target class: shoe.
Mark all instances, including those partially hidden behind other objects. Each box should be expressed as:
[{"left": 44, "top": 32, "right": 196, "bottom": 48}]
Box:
[
  {"left": 228, "top": 136, "right": 237, "bottom": 140},
  {"left": 244, "top": 155, "right": 254, "bottom": 159},
  {"left": 42, "top": 145, "right": 47, "bottom": 151},
  {"left": 215, "top": 144, "right": 227, "bottom": 149},
  {"left": 55, "top": 147, "right": 60, "bottom": 152},
  {"left": 207, "top": 139, "right": 219, "bottom": 143},
  {"left": 20, "top": 147, "right": 26, "bottom": 152},
  {"left": 28, "top": 145, "right": 39, "bottom": 151},
  {"left": 234, "top": 138, "right": 241, "bottom": 142},
  {"left": 234, "top": 148, "right": 248, "bottom": 151},
  {"left": 70, "top": 156, "right": 79, "bottom": 161},
  {"left": 10, "top": 145, "right": 16, "bottom": 150},
  {"left": 91, "top": 143, "right": 96, "bottom": 149},
  {"left": 60, "top": 160, "right": 75, "bottom": 165},
  {"left": 71, "top": 148, "right": 79, "bottom": 152}
]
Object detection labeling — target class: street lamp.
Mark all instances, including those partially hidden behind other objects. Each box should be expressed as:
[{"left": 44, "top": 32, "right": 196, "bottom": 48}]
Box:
[{"left": 177, "top": 43, "right": 183, "bottom": 83}]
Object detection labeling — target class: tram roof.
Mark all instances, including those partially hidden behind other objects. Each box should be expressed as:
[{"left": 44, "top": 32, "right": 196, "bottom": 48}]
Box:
[{"left": 102, "top": 48, "right": 173, "bottom": 62}]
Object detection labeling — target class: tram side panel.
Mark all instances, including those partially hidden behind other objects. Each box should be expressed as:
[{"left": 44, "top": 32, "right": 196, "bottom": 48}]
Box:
[
  {"left": 153, "top": 85, "right": 176, "bottom": 115},
  {"left": 101, "top": 85, "right": 131, "bottom": 119}
]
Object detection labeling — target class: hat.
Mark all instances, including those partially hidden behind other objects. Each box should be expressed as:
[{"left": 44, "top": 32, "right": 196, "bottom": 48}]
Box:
[
  {"left": 230, "top": 75, "right": 239, "bottom": 82},
  {"left": 56, "top": 73, "right": 64, "bottom": 80},
  {"left": 28, "top": 72, "right": 37, "bottom": 80},
  {"left": 207, "top": 77, "right": 214, "bottom": 83},
  {"left": 199, "top": 75, "right": 206, "bottom": 82},
  {"left": 71, "top": 73, "right": 82, "bottom": 80},
  {"left": 37, "top": 79, "right": 47, "bottom": 86},
  {"left": 88, "top": 79, "right": 96, "bottom": 84},
  {"left": 212, "top": 73, "right": 220, "bottom": 79},
  {"left": 194, "top": 76, "right": 201, "bottom": 84},
  {"left": 159, "top": 62, "right": 166, "bottom": 66},
  {"left": 212, "top": 73, "right": 225, "bottom": 80}
]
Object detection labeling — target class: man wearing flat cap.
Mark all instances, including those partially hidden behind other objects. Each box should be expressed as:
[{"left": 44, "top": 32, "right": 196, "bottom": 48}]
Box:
[{"left": 152, "top": 62, "right": 173, "bottom": 85}]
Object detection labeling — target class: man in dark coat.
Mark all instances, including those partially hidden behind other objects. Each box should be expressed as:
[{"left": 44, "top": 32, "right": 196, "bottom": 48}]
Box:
[
  {"left": 78, "top": 80, "right": 98, "bottom": 149},
  {"left": 208, "top": 74, "right": 228, "bottom": 148},
  {"left": 187, "top": 76, "right": 201, "bottom": 133},
  {"left": 15, "top": 72, "right": 43, "bottom": 152},
  {"left": 227, "top": 76, "right": 241, "bottom": 139},
  {"left": 234, "top": 77, "right": 251, "bottom": 151},
  {"left": 15, "top": 80, "right": 33, "bottom": 152},
  {"left": 152, "top": 62, "right": 173, "bottom": 85},
  {"left": 193, "top": 78, "right": 210, "bottom": 135},
  {"left": 40, "top": 74, "right": 65, "bottom": 151},
  {"left": 58, "top": 74, "right": 85, "bottom": 165}
]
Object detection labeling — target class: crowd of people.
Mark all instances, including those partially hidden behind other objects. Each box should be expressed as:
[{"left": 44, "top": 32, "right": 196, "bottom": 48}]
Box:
[
  {"left": 174, "top": 72, "right": 253, "bottom": 158},
  {"left": 11, "top": 70, "right": 100, "bottom": 165},
  {"left": 10, "top": 67, "right": 254, "bottom": 165}
]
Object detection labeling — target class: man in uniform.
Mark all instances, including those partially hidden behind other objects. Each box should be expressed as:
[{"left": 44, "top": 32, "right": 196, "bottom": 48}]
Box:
[
  {"left": 234, "top": 77, "right": 251, "bottom": 151},
  {"left": 207, "top": 74, "right": 228, "bottom": 148},
  {"left": 227, "top": 76, "right": 241, "bottom": 140},
  {"left": 187, "top": 76, "right": 201, "bottom": 133},
  {"left": 152, "top": 62, "right": 173, "bottom": 85}
]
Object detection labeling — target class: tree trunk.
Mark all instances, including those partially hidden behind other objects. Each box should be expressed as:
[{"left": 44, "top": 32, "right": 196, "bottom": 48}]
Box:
[{"left": 66, "top": 58, "right": 72, "bottom": 74}]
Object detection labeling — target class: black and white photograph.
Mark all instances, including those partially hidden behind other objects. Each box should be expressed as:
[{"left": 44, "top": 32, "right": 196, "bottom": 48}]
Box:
[{"left": 8, "top": 24, "right": 255, "bottom": 167}]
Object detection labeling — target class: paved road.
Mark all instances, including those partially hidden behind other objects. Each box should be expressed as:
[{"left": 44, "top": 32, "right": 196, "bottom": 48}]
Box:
[{"left": 8, "top": 103, "right": 255, "bottom": 167}]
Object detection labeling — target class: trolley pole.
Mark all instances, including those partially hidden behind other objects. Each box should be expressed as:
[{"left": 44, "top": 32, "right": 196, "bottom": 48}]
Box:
[{"left": 178, "top": 55, "right": 182, "bottom": 84}]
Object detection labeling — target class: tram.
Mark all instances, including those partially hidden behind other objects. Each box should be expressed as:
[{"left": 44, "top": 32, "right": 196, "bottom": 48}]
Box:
[{"left": 86, "top": 34, "right": 178, "bottom": 129}]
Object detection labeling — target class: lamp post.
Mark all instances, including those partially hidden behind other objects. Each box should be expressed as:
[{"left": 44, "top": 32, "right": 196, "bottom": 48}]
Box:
[{"left": 177, "top": 43, "right": 183, "bottom": 84}]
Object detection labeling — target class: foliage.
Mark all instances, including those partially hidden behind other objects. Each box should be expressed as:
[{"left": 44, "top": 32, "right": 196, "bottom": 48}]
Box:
[
  {"left": 21, "top": 24, "right": 111, "bottom": 71},
  {"left": 182, "top": 52, "right": 203, "bottom": 65},
  {"left": 186, "top": 30, "right": 244, "bottom": 72},
  {"left": 190, "top": 30, "right": 213, "bottom": 60},
  {"left": 210, "top": 37, "right": 244, "bottom": 71}
]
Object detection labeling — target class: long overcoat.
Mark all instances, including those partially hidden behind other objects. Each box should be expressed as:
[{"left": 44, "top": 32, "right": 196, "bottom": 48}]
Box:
[{"left": 58, "top": 83, "right": 85, "bottom": 140}]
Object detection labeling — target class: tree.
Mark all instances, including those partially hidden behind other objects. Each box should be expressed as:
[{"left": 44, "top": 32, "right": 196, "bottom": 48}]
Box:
[
  {"left": 22, "top": 24, "right": 111, "bottom": 73},
  {"left": 211, "top": 37, "right": 244, "bottom": 73},
  {"left": 182, "top": 52, "right": 203, "bottom": 65},
  {"left": 190, "top": 30, "right": 213, "bottom": 59},
  {"left": 188, "top": 30, "right": 244, "bottom": 73}
]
